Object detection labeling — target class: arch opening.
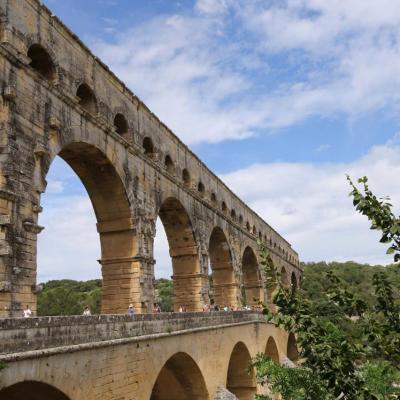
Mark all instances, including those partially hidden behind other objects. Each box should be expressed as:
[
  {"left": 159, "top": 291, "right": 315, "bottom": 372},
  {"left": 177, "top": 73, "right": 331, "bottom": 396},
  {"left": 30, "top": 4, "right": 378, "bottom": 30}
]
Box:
[
  {"left": 242, "top": 247, "right": 262, "bottom": 306},
  {"left": 0, "top": 381, "right": 70, "bottom": 400},
  {"left": 157, "top": 197, "right": 203, "bottom": 311},
  {"left": 143, "top": 137, "right": 155, "bottom": 158},
  {"left": 150, "top": 352, "right": 209, "bottom": 400},
  {"left": 198, "top": 181, "right": 205, "bottom": 196},
  {"left": 28, "top": 44, "right": 55, "bottom": 81},
  {"left": 209, "top": 227, "right": 238, "bottom": 308},
  {"left": 38, "top": 142, "right": 136, "bottom": 315},
  {"left": 164, "top": 155, "right": 174, "bottom": 175},
  {"left": 76, "top": 83, "right": 97, "bottom": 114},
  {"left": 182, "top": 168, "right": 191, "bottom": 188},
  {"left": 226, "top": 342, "right": 256, "bottom": 400},
  {"left": 265, "top": 336, "right": 280, "bottom": 363},
  {"left": 287, "top": 333, "right": 299, "bottom": 362},
  {"left": 114, "top": 113, "right": 128, "bottom": 137}
]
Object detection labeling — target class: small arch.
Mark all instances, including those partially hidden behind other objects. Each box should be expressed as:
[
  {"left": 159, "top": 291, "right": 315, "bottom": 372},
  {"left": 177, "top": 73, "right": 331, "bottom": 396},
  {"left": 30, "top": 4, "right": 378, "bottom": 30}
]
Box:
[
  {"left": 209, "top": 227, "right": 238, "bottom": 308},
  {"left": 265, "top": 336, "right": 280, "bottom": 363},
  {"left": 230, "top": 209, "right": 236, "bottom": 221},
  {"left": 227, "top": 342, "right": 256, "bottom": 399},
  {"left": 164, "top": 155, "right": 175, "bottom": 175},
  {"left": 0, "top": 381, "right": 71, "bottom": 400},
  {"left": 242, "top": 246, "right": 262, "bottom": 305},
  {"left": 239, "top": 215, "right": 243, "bottom": 224},
  {"left": 198, "top": 181, "right": 205, "bottom": 196},
  {"left": 221, "top": 201, "right": 227, "bottom": 213},
  {"left": 291, "top": 272, "right": 298, "bottom": 293},
  {"left": 287, "top": 333, "right": 299, "bottom": 362},
  {"left": 76, "top": 83, "right": 97, "bottom": 115},
  {"left": 143, "top": 136, "right": 155, "bottom": 158},
  {"left": 252, "top": 226, "right": 257, "bottom": 235},
  {"left": 150, "top": 352, "right": 209, "bottom": 400},
  {"left": 182, "top": 168, "right": 191, "bottom": 188},
  {"left": 210, "top": 192, "right": 217, "bottom": 203},
  {"left": 246, "top": 221, "right": 250, "bottom": 231},
  {"left": 258, "top": 231, "right": 262, "bottom": 241},
  {"left": 113, "top": 113, "right": 128, "bottom": 137},
  {"left": 27, "top": 44, "right": 56, "bottom": 81}
]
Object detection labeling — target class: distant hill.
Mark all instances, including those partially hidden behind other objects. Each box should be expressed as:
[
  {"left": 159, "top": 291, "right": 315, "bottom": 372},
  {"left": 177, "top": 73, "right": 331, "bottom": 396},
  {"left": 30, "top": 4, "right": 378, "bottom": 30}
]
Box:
[{"left": 301, "top": 261, "right": 400, "bottom": 308}]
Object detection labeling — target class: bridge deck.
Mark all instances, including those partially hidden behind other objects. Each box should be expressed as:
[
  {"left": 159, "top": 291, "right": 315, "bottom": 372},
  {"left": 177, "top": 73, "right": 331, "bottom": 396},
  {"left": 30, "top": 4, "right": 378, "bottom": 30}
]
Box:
[{"left": 0, "top": 311, "right": 265, "bottom": 359}]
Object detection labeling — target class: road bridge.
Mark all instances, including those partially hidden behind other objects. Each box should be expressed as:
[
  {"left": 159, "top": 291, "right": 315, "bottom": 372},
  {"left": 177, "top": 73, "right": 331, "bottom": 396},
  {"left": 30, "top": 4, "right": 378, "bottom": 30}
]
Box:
[{"left": 0, "top": 312, "right": 298, "bottom": 400}]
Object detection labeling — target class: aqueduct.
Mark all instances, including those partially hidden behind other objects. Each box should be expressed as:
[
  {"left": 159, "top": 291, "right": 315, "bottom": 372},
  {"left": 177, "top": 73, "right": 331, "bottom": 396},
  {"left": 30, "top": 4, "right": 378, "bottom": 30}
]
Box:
[
  {"left": 0, "top": 0, "right": 300, "bottom": 317},
  {"left": 0, "top": 1, "right": 301, "bottom": 398}
]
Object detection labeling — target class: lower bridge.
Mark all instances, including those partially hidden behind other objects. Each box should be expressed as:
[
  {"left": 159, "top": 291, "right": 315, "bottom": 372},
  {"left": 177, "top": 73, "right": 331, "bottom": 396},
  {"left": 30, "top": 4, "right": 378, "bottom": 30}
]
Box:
[{"left": 0, "top": 311, "right": 297, "bottom": 400}]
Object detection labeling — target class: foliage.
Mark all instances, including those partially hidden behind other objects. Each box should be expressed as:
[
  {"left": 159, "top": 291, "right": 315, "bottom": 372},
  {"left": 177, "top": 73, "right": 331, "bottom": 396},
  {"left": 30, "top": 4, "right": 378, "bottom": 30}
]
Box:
[
  {"left": 358, "top": 361, "right": 400, "bottom": 399},
  {"left": 155, "top": 278, "right": 173, "bottom": 312},
  {"left": 37, "top": 279, "right": 102, "bottom": 316},
  {"left": 253, "top": 176, "right": 400, "bottom": 399},
  {"left": 347, "top": 175, "right": 400, "bottom": 263},
  {"left": 37, "top": 278, "right": 175, "bottom": 315}
]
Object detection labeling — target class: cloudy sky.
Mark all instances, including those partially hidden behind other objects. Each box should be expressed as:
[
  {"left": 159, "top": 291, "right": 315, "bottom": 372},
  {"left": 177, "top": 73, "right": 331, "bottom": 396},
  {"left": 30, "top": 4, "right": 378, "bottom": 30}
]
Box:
[{"left": 38, "top": 0, "right": 400, "bottom": 282}]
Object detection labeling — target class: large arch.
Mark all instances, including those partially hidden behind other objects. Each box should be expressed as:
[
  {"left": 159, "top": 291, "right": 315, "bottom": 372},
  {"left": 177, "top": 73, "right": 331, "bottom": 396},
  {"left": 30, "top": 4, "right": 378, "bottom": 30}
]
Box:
[
  {"left": 226, "top": 341, "right": 256, "bottom": 400},
  {"left": 158, "top": 197, "right": 202, "bottom": 311},
  {"left": 265, "top": 336, "right": 280, "bottom": 363},
  {"left": 241, "top": 246, "right": 263, "bottom": 306},
  {"left": 209, "top": 227, "right": 238, "bottom": 308},
  {"left": 287, "top": 333, "right": 299, "bottom": 362},
  {"left": 41, "top": 142, "right": 137, "bottom": 314},
  {"left": 150, "top": 352, "right": 209, "bottom": 400},
  {"left": 0, "top": 381, "right": 70, "bottom": 400}
]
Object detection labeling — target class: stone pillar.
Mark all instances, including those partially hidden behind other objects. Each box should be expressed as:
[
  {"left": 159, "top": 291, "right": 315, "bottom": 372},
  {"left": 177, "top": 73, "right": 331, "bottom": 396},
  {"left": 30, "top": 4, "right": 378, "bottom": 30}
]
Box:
[
  {"left": 98, "top": 218, "right": 144, "bottom": 314},
  {"left": 170, "top": 244, "right": 206, "bottom": 311}
]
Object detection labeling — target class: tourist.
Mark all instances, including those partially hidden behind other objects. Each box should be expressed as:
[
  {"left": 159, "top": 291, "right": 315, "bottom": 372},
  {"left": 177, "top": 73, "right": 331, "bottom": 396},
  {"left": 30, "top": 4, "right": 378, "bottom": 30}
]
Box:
[
  {"left": 178, "top": 305, "right": 183, "bottom": 313},
  {"left": 127, "top": 304, "right": 135, "bottom": 315},
  {"left": 155, "top": 304, "right": 161, "bottom": 313},
  {"left": 23, "top": 305, "right": 32, "bottom": 318},
  {"left": 83, "top": 305, "right": 91, "bottom": 316}
]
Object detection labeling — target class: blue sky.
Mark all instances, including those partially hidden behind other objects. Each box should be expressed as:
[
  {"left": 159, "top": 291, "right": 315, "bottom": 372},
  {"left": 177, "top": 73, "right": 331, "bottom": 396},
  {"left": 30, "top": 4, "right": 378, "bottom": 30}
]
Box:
[{"left": 38, "top": 0, "right": 400, "bottom": 281}]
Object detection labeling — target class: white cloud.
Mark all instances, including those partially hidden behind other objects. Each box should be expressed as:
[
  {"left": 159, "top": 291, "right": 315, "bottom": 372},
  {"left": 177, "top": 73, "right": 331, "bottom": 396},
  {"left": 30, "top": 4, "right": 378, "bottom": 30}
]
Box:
[
  {"left": 90, "top": 0, "right": 400, "bottom": 145},
  {"left": 220, "top": 138, "right": 400, "bottom": 265},
  {"left": 46, "top": 179, "right": 64, "bottom": 194}
]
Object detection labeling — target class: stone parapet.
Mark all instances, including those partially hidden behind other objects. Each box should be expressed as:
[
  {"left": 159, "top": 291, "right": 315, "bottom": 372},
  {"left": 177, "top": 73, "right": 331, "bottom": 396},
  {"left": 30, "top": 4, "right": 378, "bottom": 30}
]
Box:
[{"left": 0, "top": 311, "right": 265, "bottom": 355}]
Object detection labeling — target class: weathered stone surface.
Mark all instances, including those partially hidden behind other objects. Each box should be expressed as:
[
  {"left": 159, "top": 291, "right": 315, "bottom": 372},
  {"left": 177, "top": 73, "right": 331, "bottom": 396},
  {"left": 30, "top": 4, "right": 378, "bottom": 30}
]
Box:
[
  {"left": 0, "top": 0, "right": 301, "bottom": 319},
  {"left": 214, "top": 386, "right": 239, "bottom": 400}
]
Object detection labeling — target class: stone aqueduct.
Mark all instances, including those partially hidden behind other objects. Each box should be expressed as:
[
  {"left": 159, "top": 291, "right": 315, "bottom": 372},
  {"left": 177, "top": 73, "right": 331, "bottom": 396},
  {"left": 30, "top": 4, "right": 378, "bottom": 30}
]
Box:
[
  {"left": 0, "top": 1, "right": 301, "bottom": 399},
  {"left": 0, "top": 0, "right": 300, "bottom": 317}
]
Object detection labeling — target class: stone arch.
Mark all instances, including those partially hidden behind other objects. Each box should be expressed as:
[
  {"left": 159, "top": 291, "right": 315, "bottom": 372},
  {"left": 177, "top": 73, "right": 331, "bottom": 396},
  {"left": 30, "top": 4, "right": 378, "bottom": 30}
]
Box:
[
  {"left": 226, "top": 341, "right": 256, "bottom": 400},
  {"left": 242, "top": 246, "right": 262, "bottom": 306},
  {"left": 265, "top": 336, "right": 280, "bottom": 363},
  {"left": 0, "top": 381, "right": 71, "bottom": 400},
  {"left": 143, "top": 136, "right": 155, "bottom": 158},
  {"left": 76, "top": 83, "right": 97, "bottom": 115},
  {"left": 287, "top": 333, "right": 299, "bottom": 362},
  {"left": 41, "top": 141, "right": 136, "bottom": 314},
  {"left": 113, "top": 113, "right": 129, "bottom": 138},
  {"left": 291, "top": 271, "right": 298, "bottom": 293},
  {"left": 182, "top": 168, "right": 191, "bottom": 188},
  {"left": 150, "top": 352, "right": 209, "bottom": 400},
  {"left": 198, "top": 181, "right": 205, "bottom": 196},
  {"left": 158, "top": 197, "right": 202, "bottom": 311},
  {"left": 209, "top": 227, "right": 238, "bottom": 308},
  {"left": 164, "top": 154, "right": 174, "bottom": 175},
  {"left": 27, "top": 43, "right": 56, "bottom": 81}
]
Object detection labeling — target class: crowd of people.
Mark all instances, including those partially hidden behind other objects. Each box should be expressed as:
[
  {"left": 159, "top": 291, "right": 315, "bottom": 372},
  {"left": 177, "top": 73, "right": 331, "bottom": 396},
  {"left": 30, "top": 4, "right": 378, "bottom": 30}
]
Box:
[{"left": 20, "top": 302, "right": 258, "bottom": 318}]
